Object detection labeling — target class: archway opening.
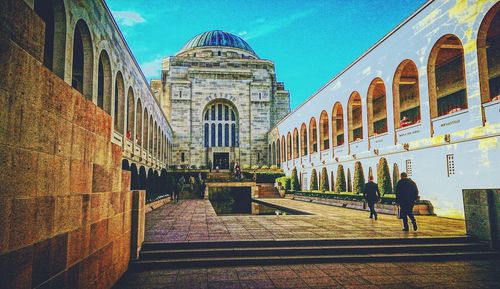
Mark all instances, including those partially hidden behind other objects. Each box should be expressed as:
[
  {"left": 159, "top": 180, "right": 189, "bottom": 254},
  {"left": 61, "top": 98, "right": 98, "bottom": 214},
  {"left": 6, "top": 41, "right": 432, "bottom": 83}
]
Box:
[
  {"left": 428, "top": 34, "right": 467, "bottom": 118},
  {"left": 393, "top": 60, "right": 421, "bottom": 129},
  {"left": 114, "top": 71, "right": 125, "bottom": 134},
  {"left": 348, "top": 92, "right": 363, "bottom": 142},
  {"left": 367, "top": 78, "right": 388, "bottom": 136},
  {"left": 287, "top": 132, "right": 292, "bottom": 160},
  {"left": 71, "top": 19, "right": 93, "bottom": 99},
  {"left": 293, "top": 128, "right": 299, "bottom": 159},
  {"left": 34, "top": 0, "right": 66, "bottom": 78},
  {"left": 319, "top": 111, "right": 329, "bottom": 151},
  {"left": 309, "top": 118, "right": 317, "bottom": 154},
  {"left": 332, "top": 102, "right": 344, "bottom": 147},
  {"left": 300, "top": 123, "right": 308, "bottom": 156},
  {"left": 478, "top": 3, "right": 500, "bottom": 105},
  {"left": 97, "top": 50, "right": 112, "bottom": 114}
]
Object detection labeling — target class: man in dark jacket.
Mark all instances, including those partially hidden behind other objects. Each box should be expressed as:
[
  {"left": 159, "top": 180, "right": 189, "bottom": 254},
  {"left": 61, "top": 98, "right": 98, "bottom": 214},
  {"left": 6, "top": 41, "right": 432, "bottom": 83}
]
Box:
[
  {"left": 364, "top": 176, "right": 381, "bottom": 220},
  {"left": 395, "top": 172, "right": 419, "bottom": 231}
]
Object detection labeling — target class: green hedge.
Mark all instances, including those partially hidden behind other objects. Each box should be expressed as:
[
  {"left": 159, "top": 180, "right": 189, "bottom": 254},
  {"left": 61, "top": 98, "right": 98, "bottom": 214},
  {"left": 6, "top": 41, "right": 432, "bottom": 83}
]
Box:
[
  {"left": 255, "top": 172, "right": 285, "bottom": 183},
  {"left": 291, "top": 191, "right": 398, "bottom": 205},
  {"left": 276, "top": 176, "right": 291, "bottom": 190}
]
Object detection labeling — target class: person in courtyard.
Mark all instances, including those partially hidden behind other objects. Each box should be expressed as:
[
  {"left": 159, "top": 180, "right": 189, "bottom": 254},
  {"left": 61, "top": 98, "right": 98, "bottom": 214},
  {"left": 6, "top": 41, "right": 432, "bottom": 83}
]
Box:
[
  {"left": 395, "top": 172, "right": 419, "bottom": 231},
  {"left": 364, "top": 175, "right": 380, "bottom": 220},
  {"left": 173, "top": 181, "right": 180, "bottom": 203}
]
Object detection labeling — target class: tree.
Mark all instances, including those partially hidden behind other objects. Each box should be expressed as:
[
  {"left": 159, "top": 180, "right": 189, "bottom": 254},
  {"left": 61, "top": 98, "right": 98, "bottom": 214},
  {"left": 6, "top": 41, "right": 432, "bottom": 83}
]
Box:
[
  {"left": 330, "top": 171, "right": 335, "bottom": 192},
  {"left": 335, "top": 164, "right": 346, "bottom": 193},
  {"left": 347, "top": 168, "right": 352, "bottom": 192},
  {"left": 377, "top": 157, "right": 393, "bottom": 195},
  {"left": 310, "top": 168, "right": 318, "bottom": 191},
  {"left": 393, "top": 163, "right": 400, "bottom": 191},
  {"left": 319, "top": 167, "right": 329, "bottom": 192},
  {"left": 291, "top": 167, "right": 300, "bottom": 191},
  {"left": 353, "top": 161, "right": 365, "bottom": 195},
  {"left": 368, "top": 167, "right": 373, "bottom": 179}
]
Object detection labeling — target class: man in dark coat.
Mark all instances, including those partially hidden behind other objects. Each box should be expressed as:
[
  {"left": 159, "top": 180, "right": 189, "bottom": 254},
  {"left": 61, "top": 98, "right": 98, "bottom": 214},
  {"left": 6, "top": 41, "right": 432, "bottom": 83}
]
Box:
[
  {"left": 395, "top": 172, "right": 419, "bottom": 231},
  {"left": 364, "top": 175, "right": 381, "bottom": 220}
]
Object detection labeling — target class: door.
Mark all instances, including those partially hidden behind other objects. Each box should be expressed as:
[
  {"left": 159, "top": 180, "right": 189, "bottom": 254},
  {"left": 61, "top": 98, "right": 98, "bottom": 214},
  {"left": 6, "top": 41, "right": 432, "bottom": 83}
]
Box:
[{"left": 213, "top": 152, "right": 229, "bottom": 169}]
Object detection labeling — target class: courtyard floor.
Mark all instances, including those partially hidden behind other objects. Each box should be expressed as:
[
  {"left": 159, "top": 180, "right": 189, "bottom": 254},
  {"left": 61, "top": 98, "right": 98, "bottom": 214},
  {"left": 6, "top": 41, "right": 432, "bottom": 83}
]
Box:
[
  {"left": 113, "top": 199, "right": 500, "bottom": 289},
  {"left": 114, "top": 259, "right": 500, "bottom": 289},
  {"left": 144, "top": 199, "right": 465, "bottom": 243}
]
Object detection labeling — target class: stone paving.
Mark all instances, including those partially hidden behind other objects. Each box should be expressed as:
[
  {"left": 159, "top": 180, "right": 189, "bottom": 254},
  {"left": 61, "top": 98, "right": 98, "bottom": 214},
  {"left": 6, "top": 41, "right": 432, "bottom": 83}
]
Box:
[
  {"left": 144, "top": 199, "right": 466, "bottom": 243},
  {"left": 114, "top": 259, "right": 500, "bottom": 289}
]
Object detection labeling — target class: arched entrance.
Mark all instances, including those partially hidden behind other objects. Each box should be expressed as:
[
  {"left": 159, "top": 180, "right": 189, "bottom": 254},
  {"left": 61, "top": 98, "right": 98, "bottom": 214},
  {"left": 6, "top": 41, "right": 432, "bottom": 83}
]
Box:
[{"left": 203, "top": 100, "right": 239, "bottom": 169}]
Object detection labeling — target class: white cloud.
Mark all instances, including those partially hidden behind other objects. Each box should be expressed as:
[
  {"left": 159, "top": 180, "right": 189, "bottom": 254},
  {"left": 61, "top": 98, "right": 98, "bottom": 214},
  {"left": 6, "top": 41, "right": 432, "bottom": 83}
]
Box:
[
  {"left": 238, "top": 9, "right": 316, "bottom": 40},
  {"left": 141, "top": 56, "right": 163, "bottom": 79},
  {"left": 112, "top": 11, "right": 146, "bottom": 27}
]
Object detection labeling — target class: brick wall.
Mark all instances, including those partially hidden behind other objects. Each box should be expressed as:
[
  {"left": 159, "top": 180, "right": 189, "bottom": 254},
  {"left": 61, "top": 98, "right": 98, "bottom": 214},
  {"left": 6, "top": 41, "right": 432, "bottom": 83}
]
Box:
[{"left": 0, "top": 3, "right": 134, "bottom": 288}]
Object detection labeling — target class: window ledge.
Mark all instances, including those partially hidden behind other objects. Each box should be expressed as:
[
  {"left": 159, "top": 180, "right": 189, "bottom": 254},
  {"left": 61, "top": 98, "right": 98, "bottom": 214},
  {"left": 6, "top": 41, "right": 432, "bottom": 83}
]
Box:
[
  {"left": 482, "top": 98, "right": 500, "bottom": 108},
  {"left": 349, "top": 139, "right": 364, "bottom": 145},
  {"left": 432, "top": 109, "right": 468, "bottom": 122},
  {"left": 395, "top": 122, "right": 422, "bottom": 132},
  {"left": 369, "top": 132, "right": 389, "bottom": 139}
]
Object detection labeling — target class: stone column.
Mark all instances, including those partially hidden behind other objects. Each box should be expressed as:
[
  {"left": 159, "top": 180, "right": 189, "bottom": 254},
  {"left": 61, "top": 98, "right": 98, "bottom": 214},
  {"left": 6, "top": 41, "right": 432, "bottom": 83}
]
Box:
[
  {"left": 130, "top": 190, "right": 146, "bottom": 259},
  {"left": 462, "top": 189, "right": 500, "bottom": 249}
]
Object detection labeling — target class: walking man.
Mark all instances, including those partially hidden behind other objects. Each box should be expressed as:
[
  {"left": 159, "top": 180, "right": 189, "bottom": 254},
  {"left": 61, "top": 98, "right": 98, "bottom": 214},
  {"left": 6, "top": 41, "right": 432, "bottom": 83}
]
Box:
[
  {"left": 395, "top": 172, "right": 419, "bottom": 231},
  {"left": 364, "top": 175, "right": 380, "bottom": 220}
]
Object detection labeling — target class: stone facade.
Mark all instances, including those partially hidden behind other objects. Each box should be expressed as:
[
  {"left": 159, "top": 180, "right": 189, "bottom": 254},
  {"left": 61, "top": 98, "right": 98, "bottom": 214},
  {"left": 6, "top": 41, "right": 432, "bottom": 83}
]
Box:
[{"left": 158, "top": 32, "right": 290, "bottom": 168}]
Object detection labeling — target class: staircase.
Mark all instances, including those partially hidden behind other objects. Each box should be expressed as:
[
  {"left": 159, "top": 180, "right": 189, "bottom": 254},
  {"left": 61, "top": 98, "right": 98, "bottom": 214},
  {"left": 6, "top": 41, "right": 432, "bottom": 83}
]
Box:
[
  {"left": 257, "top": 184, "right": 281, "bottom": 198},
  {"left": 130, "top": 236, "right": 499, "bottom": 270}
]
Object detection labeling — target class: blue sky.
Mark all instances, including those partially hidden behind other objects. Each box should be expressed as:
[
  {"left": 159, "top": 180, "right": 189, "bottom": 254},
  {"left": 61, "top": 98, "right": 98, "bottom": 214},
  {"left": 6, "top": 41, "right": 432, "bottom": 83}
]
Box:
[{"left": 106, "top": 0, "right": 427, "bottom": 109}]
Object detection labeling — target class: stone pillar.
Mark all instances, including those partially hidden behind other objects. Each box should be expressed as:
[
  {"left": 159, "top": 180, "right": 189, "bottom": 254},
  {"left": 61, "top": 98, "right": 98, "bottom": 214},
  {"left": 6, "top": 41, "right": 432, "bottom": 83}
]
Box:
[
  {"left": 462, "top": 189, "right": 500, "bottom": 249},
  {"left": 130, "top": 190, "right": 146, "bottom": 260}
]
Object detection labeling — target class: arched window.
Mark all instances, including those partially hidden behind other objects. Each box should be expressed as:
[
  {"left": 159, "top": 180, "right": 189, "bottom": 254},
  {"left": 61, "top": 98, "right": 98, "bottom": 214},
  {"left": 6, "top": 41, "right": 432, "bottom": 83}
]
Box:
[
  {"left": 126, "top": 88, "right": 135, "bottom": 141},
  {"left": 367, "top": 78, "right": 388, "bottom": 136},
  {"left": 143, "top": 108, "right": 149, "bottom": 149},
  {"left": 428, "top": 34, "right": 467, "bottom": 118},
  {"left": 319, "top": 110, "right": 329, "bottom": 151},
  {"left": 309, "top": 117, "right": 318, "bottom": 153},
  {"left": 478, "top": 3, "right": 500, "bottom": 106},
  {"left": 136, "top": 99, "right": 143, "bottom": 145},
  {"left": 211, "top": 123, "right": 216, "bottom": 146},
  {"left": 293, "top": 128, "right": 299, "bottom": 159},
  {"left": 34, "top": 0, "right": 66, "bottom": 78},
  {"left": 203, "top": 101, "right": 239, "bottom": 148},
  {"left": 231, "top": 123, "right": 236, "bottom": 146},
  {"left": 348, "top": 92, "right": 363, "bottom": 142},
  {"left": 300, "top": 123, "right": 308, "bottom": 156},
  {"left": 332, "top": 102, "right": 344, "bottom": 146},
  {"left": 217, "top": 123, "right": 222, "bottom": 146},
  {"left": 276, "top": 138, "right": 281, "bottom": 164},
  {"left": 224, "top": 124, "right": 229, "bottom": 146},
  {"left": 97, "top": 50, "right": 112, "bottom": 114},
  {"left": 149, "top": 116, "right": 153, "bottom": 151},
  {"left": 281, "top": 136, "right": 286, "bottom": 162},
  {"left": 393, "top": 60, "right": 421, "bottom": 129},
  {"left": 114, "top": 71, "right": 125, "bottom": 134},
  {"left": 71, "top": 19, "right": 93, "bottom": 99},
  {"left": 287, "top": 132, "right": 292, "bottom": 160}
]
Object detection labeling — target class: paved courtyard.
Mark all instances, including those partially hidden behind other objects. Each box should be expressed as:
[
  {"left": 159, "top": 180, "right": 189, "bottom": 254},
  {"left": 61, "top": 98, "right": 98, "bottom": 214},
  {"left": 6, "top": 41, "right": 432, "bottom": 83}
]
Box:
[
  {"left": 144, "top": 199, "right": 466, "bottom": 243},
  {"left": 114, "top": 259, "right": 500, "bottom": 289}
]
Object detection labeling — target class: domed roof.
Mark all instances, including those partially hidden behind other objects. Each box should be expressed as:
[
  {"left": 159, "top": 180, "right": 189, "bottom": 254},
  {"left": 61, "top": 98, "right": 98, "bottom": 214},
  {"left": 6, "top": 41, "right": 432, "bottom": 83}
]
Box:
[{"left": 178, "top": 30, "right": 257, "bottom": 56}]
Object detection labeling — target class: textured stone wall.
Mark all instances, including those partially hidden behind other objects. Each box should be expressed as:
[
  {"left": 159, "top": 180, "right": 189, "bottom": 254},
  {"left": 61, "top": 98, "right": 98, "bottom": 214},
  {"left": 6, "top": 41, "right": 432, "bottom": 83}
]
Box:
[
  {"left": 0, "top": 2, "right": 133, "bottom": 288},
  {"left": 164, "top": 54, "right": 290, "bottom": 168}
]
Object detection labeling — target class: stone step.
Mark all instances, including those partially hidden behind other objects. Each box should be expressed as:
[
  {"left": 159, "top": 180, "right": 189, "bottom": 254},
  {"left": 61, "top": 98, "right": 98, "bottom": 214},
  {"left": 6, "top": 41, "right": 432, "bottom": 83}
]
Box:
[
  {"left": 131, "top": 251, "right": 500, "bottom": 270},
  {"left": 139, "top": 243, "right": 489, "bottom": 260},
  {"left": 141, "top": 236, "right": 475, "bottom": 251}
]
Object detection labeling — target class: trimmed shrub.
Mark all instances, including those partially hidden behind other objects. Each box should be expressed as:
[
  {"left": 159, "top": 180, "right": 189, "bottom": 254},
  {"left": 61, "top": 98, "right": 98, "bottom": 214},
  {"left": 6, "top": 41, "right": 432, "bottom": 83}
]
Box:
[
  {"left": 270, "top": 165, "right": 279, "bottom": 170},
  {"left": 377, "top": 157, "right": 393, "bottom": 195},
  {"left": 291, "top": 167, "right": 300, "bottom": 191},
  {"left": 276, "top": 176, "right": 291, "bottom": 190},
  {"left": 330, "top": 171, "right": 335, "bottom": 192},
  {"left": 392, "top": 163, "right": 400, "bottom": 191},
  {"left": 251, "top": 165, "right": 260, "bottom": 170},
  {"left": 292, "top": 191, "right": 398, "bottom": 205},
  {"left": 261, "top": 165, "right": 269, "bottom": 170},
  {"left": 353, "top": 161, "right": 365, "bottom": 195},
  {"left": 347, "top": 168, "right": 352, "bottom": 192},
  {"left": 242, "top": 164, "right": 251, "bottom": 170},
  {"left": 255, "top": 172, "right": 285, "bottom": 183},
  {"left": 319, "top": 167, "right": 329, "bottom": 192},
  {"left": 310, "top": 169, "right": 318, "bottom": 191},
  {"left": 335, "top": 164, "right": 346, "bottom": 193},
  {"left": 368, "top": 167, "right": 373, "bottom": 179}
]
